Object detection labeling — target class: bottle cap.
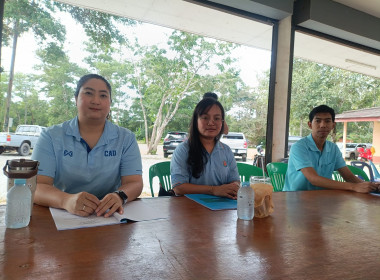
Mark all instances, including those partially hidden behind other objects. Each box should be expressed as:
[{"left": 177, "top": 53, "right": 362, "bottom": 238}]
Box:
[
  {"left": 241, "top": 181, "right": 250, "bottom": 187},
  {"left": 14, "top": 179, "right": 27, "bottom": 185}
]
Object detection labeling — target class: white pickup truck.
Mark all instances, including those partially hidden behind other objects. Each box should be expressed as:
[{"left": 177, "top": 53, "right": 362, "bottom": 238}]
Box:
[
  {"left": 0, "top": 125, "right": 46, "bottom": 156},
  {"left": 220, "top": 132, "right": 248, "bottom": 162}
]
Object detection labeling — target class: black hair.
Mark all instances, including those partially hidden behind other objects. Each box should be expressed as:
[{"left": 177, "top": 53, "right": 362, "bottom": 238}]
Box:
[
  {"left": 187, "top": 98, "right": 225, "bottom": 178},
  {"left": 75, "top": 74, "right": 112, "bottom": 101},
  {"left": 203, "top": 92, "right": 218, "bottom": 100},
  {"left": 309, "top": 105, "right": 335, "bottom": 122}
]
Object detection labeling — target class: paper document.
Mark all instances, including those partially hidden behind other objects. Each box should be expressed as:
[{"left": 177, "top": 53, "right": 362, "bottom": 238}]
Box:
[{"left": 50, "top": 200, "right": 168, "bottom": 230}]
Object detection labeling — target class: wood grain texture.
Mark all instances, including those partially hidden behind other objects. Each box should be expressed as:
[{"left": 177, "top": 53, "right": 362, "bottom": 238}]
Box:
[{"left": 1, "top": 191, "right": 380, "bottom": 279}]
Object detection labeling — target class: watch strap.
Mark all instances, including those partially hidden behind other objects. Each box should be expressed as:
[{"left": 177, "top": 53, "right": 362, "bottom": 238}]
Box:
[{"left": 114, "top": 190, "right": 128, "bottom": 205}]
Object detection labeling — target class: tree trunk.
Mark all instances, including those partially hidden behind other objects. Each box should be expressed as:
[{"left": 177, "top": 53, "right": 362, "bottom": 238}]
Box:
[
  {"left": 139, "top": 95, "right": 149, "bottom": 147},
  {"left": 3, "top": 19, "right": 19, "bottom": 131}
]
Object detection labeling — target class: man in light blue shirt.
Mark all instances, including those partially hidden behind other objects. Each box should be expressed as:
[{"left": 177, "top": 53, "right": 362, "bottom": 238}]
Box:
[{"left": 284, "top": 105, "right": 379, "bottom": 193}]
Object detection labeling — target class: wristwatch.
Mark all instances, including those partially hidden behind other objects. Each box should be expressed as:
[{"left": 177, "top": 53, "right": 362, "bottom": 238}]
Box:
[{"left": 114, "top": 190, "right": 128, "bottom": 205}]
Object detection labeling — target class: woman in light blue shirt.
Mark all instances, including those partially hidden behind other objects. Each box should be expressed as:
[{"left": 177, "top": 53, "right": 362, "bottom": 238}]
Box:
[
  {"left": 32, "top": 74, "right": 143, "bottom": 217},
  {"left": 171, "top": 97, "right": 240, "bottom": 199}
]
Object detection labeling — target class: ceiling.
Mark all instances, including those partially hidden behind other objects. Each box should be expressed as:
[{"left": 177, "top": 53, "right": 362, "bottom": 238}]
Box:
[{"left": 56, "top": 0, "right": 380, "bottom": 78}]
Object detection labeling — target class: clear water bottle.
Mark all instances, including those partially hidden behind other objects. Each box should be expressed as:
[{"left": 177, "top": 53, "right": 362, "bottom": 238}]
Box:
[
  {"left": 237, "top": 181, "right": 255, "bottom": 220},
  {"left": 6, "top": 178, "right": 31, "bottom": 229}
]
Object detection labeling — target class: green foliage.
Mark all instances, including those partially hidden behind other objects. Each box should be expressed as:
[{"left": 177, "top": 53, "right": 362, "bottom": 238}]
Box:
[
  {"left": 3, "top": 0, "right": 65, "bottom": 46},
  {"left": 54, "top": 2, "right": 136, "bottom": 48},
  {"left": 1, "top": 1, "right": 379, "bottom": 149},
  {"left": 126, "top": 31, "right": 240, "bottom": 152},
  {"left": 2, "top": 0, "right": 67, "bottom": 130},
  {"left": 228, "top": 70, "right": 269, "bottom": 145},
  {"left": 34, "top": 43, "right": 82, "bottom": 125},
  {"left": 290, "top": 58, "right": 380, "bottom": 141}
]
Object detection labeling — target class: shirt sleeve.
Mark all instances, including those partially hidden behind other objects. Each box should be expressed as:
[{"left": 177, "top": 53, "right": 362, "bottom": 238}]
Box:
[
  {"left": 225, "top": 147, "right": 240, "bottom": 182},
  {"left": 31, "top": 128, "right": 56, "bottom": 178},
  {"left": 290, "top": 141, "right": 313, "bottom": 171},
  {"left": 170, "top": 143, "right": 191, "bottom": 188},
  {"left": 120, "top": 132, "right": 142, "bottom": 176}
]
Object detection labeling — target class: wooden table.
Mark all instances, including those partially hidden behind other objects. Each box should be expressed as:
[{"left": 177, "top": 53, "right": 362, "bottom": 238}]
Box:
[{"left": 1, "top": 190, "right": 380, "bottom": 279}]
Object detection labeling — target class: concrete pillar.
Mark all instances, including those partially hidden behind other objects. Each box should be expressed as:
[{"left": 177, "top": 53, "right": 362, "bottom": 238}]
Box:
[
  {"left": 372, "top": 121, "right": 380, "bottom": 163},
  {"left": 269, "top": 16, "right": 293, "bottom": 162},
  {"left": 342, "top": 122, "right": 347, "bottom": 157}
]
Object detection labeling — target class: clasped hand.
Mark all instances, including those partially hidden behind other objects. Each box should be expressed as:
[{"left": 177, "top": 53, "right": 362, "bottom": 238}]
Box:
[
  {"left": 352, "top": 182, "right": 380, "bottom": 193},
  {"left": 212, "top": 181, "right": 240, "bottom": 199},
  {"left": 65, "top": 192, "right": 124, "bottom": 217}
]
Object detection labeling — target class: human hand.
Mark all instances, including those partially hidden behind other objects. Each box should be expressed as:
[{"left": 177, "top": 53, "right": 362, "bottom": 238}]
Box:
[
  {"left": 96, "top": 192, "right": 124, "bottom": 218},
  {"left": 351, "top": 182, "right": 380, "bottom": 193},
  {"left": 212, "top": 181, "right": 240, "bottom": 199},
  {"left": 63, "top": 192, "right": 100, "bottom": 217}
]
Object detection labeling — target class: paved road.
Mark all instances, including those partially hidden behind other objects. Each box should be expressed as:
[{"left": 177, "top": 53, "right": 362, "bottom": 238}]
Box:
[{"left": 0, "top": 144, "right": 255, "bottom": 201}]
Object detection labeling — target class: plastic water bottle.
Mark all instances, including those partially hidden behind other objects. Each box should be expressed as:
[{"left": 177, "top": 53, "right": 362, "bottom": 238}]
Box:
[
  {"left": 237, "top": 181, "right": 255, "bottom": 220},
  {"left": 5, "top": 178, "right": 31, "bottom": 229}
]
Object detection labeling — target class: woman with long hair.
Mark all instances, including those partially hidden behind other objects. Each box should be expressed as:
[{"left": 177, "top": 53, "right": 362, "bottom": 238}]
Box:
[{"left": 170, "top": 97, "right": 240, "bottom": 198}]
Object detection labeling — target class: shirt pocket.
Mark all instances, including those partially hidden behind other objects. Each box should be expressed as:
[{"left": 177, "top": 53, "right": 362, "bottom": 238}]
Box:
[{"left": 319, "top": 161, "right": 335, "bottom": 175}]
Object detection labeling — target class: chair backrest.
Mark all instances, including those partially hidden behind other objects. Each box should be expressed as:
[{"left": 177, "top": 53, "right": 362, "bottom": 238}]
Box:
[
  {"left": 149, "top": 161, "right": 171, "bottom": 197},
  {"left": 237, "top": 162, "right": 266, "bottom": 182},
  {"left": 347, "top": 165, "right": 370, "bottom": 181},
  {"left": 368, "top": 160, "right": 380, "bottom": 180},
  {"left": 332, "top": 170, "right": 345, "bottom": 182},
  {"left": 350, "top": 161, "right": 374, "bottom": 181},
  {"left": 266, "top": 162, "right": 288, "bottom": 192}
]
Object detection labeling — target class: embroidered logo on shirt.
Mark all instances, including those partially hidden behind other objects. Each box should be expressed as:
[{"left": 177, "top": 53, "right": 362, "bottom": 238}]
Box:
[
  {"left": 223, "top": 161, "right": 227, "bottom": 167},
  {"left": 104, "top": 150, "right": 117, "bottom": 157},
  {"left": 64, "top": 150, "right": 73, "bottom": 157}
]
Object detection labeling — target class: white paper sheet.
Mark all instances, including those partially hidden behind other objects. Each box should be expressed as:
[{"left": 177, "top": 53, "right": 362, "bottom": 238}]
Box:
[{"left": 50, "top": 200, "right": 168, "bottom": 230}]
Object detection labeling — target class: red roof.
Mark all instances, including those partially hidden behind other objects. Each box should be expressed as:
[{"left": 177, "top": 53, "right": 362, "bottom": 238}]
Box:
[{"left": 335, "top": 107, "right": 380, "bottom": 122}]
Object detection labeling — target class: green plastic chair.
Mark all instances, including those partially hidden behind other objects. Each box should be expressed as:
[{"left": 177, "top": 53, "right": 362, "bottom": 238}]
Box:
[
  {"left": 237, "top": 162, "right": 266, "bottom": 182},
  {"left": 149, "top": 161, "right": 171, "bottom": 197},
  {"left": 333, "top": 166, "right": 370, "bottom": 182},
  {"left": 332, "top": 170, "right": 344, "bottom": 182},
  {"left": 266, "top": 162, "right": 288, "bottom": 192}
]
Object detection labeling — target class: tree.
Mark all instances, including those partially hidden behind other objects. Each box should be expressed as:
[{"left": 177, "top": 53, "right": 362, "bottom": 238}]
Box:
[
  {"left": 35, "top": 43, "right": 82, "bottom": 125},
  {"left": 12, "top": 73, "right": 48, "bottom": 127},
  {"left": 129, "top": 31, "right": 237, "bottom": 154},
  {"left": 290, "top": 58, "right": 380, "bottom": 142},
  {"left": 54, "top": 3, "right": 135, "bottom": 48},
  {"left": 2, "top": 0, "right": 65, "bottom": 130},
  {"left": 228, "top": 70, "right": 269, "bottom": 145}
]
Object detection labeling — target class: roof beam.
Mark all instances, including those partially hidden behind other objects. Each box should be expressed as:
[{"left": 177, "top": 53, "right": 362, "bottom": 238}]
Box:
[{"left": 294, "top": 0, "right": 380, "bottom": 50}]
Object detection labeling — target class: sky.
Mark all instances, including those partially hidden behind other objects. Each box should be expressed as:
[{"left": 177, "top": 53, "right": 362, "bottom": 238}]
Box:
[{"left": 1, "top": 13, "right": 271, "bottom": 88}]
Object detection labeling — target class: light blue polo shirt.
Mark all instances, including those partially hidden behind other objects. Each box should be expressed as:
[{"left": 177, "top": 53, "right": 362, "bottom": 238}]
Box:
[
  {"left": 171, "top": 140, "right": 240, "bottom": 188},
  {"left": 283, "top": 134, "right": 346, "bottom": 191},
  {"left": 31, "top": 117, "right": 142, "bottom": 199}
]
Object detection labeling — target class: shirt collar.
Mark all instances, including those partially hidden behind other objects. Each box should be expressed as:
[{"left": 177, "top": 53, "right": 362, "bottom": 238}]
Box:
[
  {"left": 306, "top": 133, "right": 331, "bottom": 153},
  {"left": 66, "top": 116, "right": 118, "bottom": 146}
]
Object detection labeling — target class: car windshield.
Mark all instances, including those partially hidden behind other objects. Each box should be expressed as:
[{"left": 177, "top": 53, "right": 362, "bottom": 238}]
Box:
[
  {"left": 223, "top": 135, "right": 243, "bottom": 139},
  {"left": 346, "top": 144, "right": 356, "bottom": 148},
  {"left": 167, "top": 134, "right": 186, "bottom": 140}
]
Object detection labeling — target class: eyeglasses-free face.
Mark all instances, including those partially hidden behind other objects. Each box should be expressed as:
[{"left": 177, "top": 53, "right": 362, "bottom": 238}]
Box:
[{"left": 76, "top": 78, "right": 111, "bottom": 122}]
